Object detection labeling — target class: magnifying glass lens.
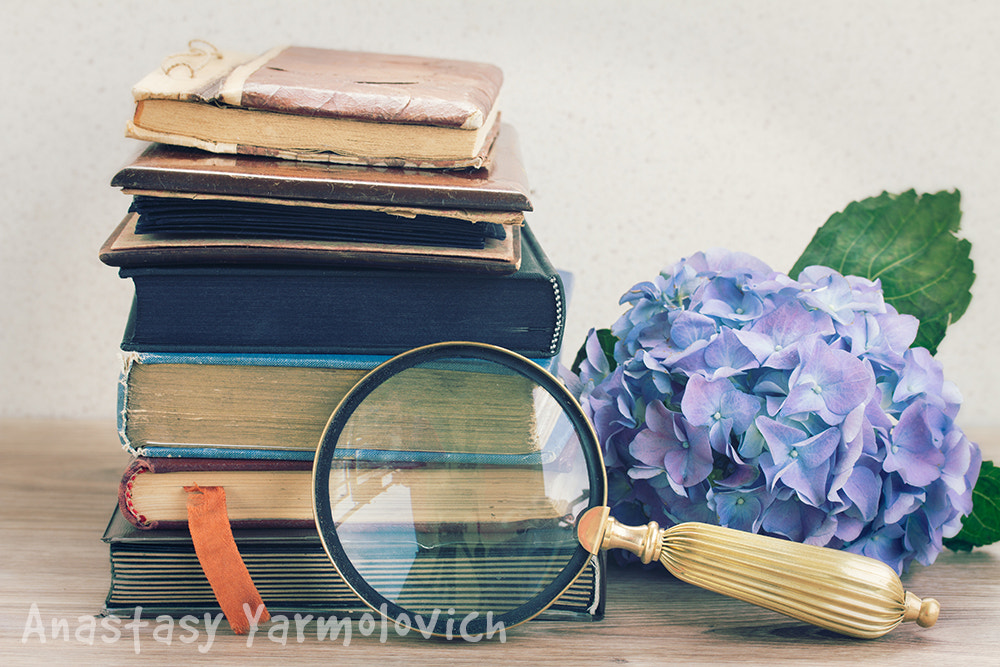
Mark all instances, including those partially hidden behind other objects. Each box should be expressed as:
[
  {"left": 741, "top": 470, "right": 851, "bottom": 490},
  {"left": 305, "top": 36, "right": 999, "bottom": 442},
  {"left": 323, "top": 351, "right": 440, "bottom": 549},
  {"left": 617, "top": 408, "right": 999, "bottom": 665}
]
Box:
[{"left": 314, "top": 350, "right": 601, "bottom": 634}]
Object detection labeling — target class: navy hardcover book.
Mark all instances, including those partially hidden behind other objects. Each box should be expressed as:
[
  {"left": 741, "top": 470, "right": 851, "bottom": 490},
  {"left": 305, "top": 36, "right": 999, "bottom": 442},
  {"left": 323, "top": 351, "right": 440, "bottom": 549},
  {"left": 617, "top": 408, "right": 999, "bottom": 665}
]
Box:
[{"left": 119, "top": 225, "right": 564, "bottom": 358}]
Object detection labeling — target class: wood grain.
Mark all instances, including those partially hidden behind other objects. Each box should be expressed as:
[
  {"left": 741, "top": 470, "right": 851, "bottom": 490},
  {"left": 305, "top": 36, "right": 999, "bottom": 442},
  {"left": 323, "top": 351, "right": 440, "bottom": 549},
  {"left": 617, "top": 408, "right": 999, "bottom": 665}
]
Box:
[{"left": 1, "top": 419, "right": 997, "bottom": 665}]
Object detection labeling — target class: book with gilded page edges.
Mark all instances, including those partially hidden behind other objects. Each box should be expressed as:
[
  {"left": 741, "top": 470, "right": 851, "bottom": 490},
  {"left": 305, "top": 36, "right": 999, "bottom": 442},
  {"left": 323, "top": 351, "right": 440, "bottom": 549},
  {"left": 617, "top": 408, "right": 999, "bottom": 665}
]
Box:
[{"left": 126, "top": 44, "right": 504, "bottom": 169}]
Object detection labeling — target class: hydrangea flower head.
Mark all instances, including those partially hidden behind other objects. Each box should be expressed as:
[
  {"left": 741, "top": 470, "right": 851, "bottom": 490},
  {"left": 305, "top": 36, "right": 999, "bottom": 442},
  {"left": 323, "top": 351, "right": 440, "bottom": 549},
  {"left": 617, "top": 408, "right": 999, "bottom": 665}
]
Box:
[{"left": 569, "top": 249, "right": 981, "bottom": 573}]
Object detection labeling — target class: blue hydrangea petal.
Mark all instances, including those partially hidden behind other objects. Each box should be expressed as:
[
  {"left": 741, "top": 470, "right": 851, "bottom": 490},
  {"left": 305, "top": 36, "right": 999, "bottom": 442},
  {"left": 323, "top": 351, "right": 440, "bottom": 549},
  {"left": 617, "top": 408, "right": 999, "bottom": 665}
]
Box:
[
  {"left": 681, "top": 375, "right": 762, "bottom": 452},
  {"left": 841, "top": 464, "right": 881, "bottom": 522},
  {"left": 884, "top": 402, "right": 946, "bottom": 486},
  {"left": 757, "top": 418, "right": 840, "bottom": 507},
  {"left": 711, "top": 486, "right": 772, "bottom": 533},
  {"left": 797, "top": 267, "right": 887, "bottom": 324},
  {"left": 938, "top": 428, "right": 977, "bottom": 504},
  {"left": 697, "top": 278, "right": 766, "bottom": 323},
  {"left": 701, "top": 328, "right": 760, "bottom": 378},
  {"left": 628, "top": 401, "right": 714, "bottom": 491},
  {"left": 881, "top": 472, "right": 926, "bottom": 525},
  {"left": 845, "top": 523, "right": 907, "bottom": 574},
  {"left": 781, "top": 338, "right": 875, "bottom": 423},
  {"left": 892, "top": 347, "right": 946, "bottom": 408},
  {"left": 761, "top": 498, "right": 837, "bottom": 546}
]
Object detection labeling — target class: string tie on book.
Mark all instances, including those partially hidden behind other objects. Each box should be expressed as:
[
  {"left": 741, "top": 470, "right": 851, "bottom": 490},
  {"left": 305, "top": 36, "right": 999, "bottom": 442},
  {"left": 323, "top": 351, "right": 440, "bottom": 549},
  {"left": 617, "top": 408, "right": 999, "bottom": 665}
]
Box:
[
  {"left": 185, "top": 483, "right": 269, "bottom": 634},
  {"left": 161, "top": 39, "right": 222, "bottom": 78}
]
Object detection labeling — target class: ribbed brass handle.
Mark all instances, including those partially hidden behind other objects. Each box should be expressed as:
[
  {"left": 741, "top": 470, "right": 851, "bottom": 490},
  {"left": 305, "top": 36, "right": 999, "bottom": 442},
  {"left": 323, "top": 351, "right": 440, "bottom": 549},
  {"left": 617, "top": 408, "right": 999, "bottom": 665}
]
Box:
[{"left": 577, "top": 506, "right": 939, "bottom": 638}]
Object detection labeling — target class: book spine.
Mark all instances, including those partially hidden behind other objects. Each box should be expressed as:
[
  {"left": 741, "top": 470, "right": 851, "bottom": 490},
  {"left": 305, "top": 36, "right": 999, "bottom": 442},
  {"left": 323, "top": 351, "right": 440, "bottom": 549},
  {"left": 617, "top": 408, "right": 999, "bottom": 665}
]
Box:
[
  {"left": 117, "top": 458, "right": 153, "bottom": 528},
  {"left": 547, "top": 272, "right": 566, "bottom": 357},
  {"left": 124, "top": 350, "right": 391, "bottom": 369},
  {"left": 135, "top": 446, "right": 316, "bottom": 461},
  {"left": 121, "top": 349, "right": 558, "bottom": 370},
  {"left": 117, "top": 352, "right": 141, "bottom": 457}
]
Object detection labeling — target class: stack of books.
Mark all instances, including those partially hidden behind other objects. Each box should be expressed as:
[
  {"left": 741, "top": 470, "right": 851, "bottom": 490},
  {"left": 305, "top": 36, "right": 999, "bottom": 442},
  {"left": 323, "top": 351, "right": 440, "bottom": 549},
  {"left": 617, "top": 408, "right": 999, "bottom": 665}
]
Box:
[{"left": 96, "top": 43, "right": 603, "bottom": 625}]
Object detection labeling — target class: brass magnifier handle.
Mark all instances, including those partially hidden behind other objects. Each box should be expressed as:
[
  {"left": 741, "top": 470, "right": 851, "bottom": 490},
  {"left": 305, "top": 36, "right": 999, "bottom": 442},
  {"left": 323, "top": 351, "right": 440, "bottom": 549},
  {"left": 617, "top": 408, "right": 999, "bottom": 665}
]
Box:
[{"left": 578, "top": 506, "right": 940, "bottom": 639}]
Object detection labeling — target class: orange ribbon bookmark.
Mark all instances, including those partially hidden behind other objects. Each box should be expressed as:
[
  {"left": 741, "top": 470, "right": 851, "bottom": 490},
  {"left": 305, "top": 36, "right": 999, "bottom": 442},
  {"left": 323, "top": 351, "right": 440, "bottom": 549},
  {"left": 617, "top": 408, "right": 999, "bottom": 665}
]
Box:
[{"left": 185, "top": 484, "right": 269, "bottom": 634}]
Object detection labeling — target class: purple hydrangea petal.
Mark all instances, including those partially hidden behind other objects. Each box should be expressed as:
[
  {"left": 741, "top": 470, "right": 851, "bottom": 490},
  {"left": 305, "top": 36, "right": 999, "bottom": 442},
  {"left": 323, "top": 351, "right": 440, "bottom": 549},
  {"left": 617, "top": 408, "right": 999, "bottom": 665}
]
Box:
[
  {"left": 797, "top": 267, "right": 887, "bottom": 324},
  {"left": 711, "top": 486, "right": 772, "bottom": 533},
  {"left": 841, "top": 464, "right": 881, "bottom": 522},
  {"left": 629, "top": 401, "right": 714, "bottom": 490},
  {"left": 884, "top": 402, "right": 946, "bottom": 486},
  {"left": 761, "top": 497, "right": 838, "bottom": 546},
  {"left": 881, "top": 473, "right": 926, "bottom": 525},
  {"left": 734, "top": 300, "right": 836, "bottom": 368},
  {"left": 681, "top": 374, "right": 762, "bottom": 452},
  {"left": 757, "top": 417, "right": 840, "bottom": 507},
  {"left": 701, "top": 327, "right": 760, "bottom": 379},
  {"left": 697, "top": 278, "right": 766, "bottom": 323},
  {"left": 845, "top": 523, "right": 907, "bottom": 574},
  {"left": 781, "top": 338, "right": 875, "bottom": 423}
]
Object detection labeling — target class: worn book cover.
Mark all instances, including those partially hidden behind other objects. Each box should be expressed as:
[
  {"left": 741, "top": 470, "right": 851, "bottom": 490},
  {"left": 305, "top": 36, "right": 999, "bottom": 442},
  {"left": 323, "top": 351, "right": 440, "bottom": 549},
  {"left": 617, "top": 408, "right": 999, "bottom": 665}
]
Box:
[
  {"left": 126, "top": 44, "right": 504, "bottom": 168},
  {"left": 126, "top": 196, "right": 515, "bottom": 248},
  {"left": 118, "top": 224, "right": 565, "bottom": 359},
  {"left": 99, "top": 213, "right": 522, "bottom": 274},
  {"left": 111, "top": 124, "right": 533, "bottom": 211}
]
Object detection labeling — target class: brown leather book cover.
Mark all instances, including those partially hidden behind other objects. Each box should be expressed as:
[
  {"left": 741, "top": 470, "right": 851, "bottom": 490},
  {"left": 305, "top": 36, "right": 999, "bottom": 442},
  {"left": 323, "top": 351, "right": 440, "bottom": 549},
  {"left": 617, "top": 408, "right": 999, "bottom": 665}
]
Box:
[
  {"left": 112, "top": 124, "right": 533, "bottom": 211},
  {"left": 99, "top": 212, "right": 522, "bottom": 273}
]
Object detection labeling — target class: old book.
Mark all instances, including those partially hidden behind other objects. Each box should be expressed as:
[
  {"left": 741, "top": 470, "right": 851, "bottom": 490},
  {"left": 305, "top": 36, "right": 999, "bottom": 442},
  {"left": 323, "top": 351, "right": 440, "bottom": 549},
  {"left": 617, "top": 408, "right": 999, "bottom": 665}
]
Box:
[
  {"left": 126, "top": 44, "right": 504, "bottom": 169},
  {"left": 110, "top": 125, "right": 532, "bottom": 211},
  {"left": 118, "top": 454, "right": 559, "bottom": 530},
  {"left": 126, "top": 196, "right": 514, "bottom": 248},
  {"left": 101, "top": 507, "right": 606, "bottom": 622},
  {"left": 117, "top": 351, "right": 557, "bottom": 460},
  {"left": 119, "top": 457, "right": 314, "bottom": 529},
  {"left": 99, "top": 212, "right": 522, "bottom": 274},
  {"left": 118, "top": 224, "right": 565, "bottom": 359}
]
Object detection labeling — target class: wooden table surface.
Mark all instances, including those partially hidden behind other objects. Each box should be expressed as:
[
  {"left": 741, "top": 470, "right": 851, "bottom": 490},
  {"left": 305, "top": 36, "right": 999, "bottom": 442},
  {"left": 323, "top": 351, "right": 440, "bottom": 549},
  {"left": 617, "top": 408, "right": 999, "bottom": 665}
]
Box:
[{"left": 1, "top": 419, "right": 998, "bottom": 665}]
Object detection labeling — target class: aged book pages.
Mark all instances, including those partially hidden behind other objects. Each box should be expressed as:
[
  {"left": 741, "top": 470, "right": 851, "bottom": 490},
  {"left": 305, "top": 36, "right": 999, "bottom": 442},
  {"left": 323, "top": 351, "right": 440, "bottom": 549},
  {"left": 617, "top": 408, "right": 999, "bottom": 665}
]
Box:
[
  {"left": 99, "top": 213, "right": 522, "bottom": 274},
  {"left": 111, "top": 124, "right": 533, "bottom": 211},
  {"left": 119, "top": 458, "right": 560, "bottom": 528},
  {"left": 117, "top": 355, "right": 540, "bottom": 456}
]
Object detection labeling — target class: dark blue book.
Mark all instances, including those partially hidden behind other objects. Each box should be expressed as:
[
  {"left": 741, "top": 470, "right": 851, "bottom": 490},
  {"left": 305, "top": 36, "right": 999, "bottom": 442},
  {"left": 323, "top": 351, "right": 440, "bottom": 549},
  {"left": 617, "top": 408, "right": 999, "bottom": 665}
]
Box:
[{"left": 119, "top": 224, "right": 565, "bottom": 358}]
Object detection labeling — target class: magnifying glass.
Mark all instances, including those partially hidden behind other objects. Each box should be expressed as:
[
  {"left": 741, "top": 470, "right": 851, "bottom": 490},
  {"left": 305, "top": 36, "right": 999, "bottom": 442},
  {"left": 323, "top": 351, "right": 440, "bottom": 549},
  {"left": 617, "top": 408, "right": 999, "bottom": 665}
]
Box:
[{"left": 312, "top": 342, "right": 940, "bottom": 639}]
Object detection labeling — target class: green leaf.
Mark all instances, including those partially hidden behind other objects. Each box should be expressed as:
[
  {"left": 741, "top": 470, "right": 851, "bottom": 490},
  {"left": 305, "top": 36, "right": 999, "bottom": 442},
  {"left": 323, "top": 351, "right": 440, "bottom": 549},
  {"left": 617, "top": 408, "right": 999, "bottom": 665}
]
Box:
[
  {"left": 570, "top": 328, "right": 618, "bottom": 375},
  {"left": 944, "top": 460, "right": 1000, "bottom": 551},
  {"left": 790, "top": 190, "right": 975, "bottom": 355}
]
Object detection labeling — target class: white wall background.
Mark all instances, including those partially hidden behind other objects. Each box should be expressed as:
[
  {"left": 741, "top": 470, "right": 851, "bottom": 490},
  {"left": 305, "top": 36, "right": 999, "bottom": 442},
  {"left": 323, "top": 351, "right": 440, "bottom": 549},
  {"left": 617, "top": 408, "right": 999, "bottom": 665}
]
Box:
[{"left": 2, "top": 1, "right": 997, "bottom": 428}]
